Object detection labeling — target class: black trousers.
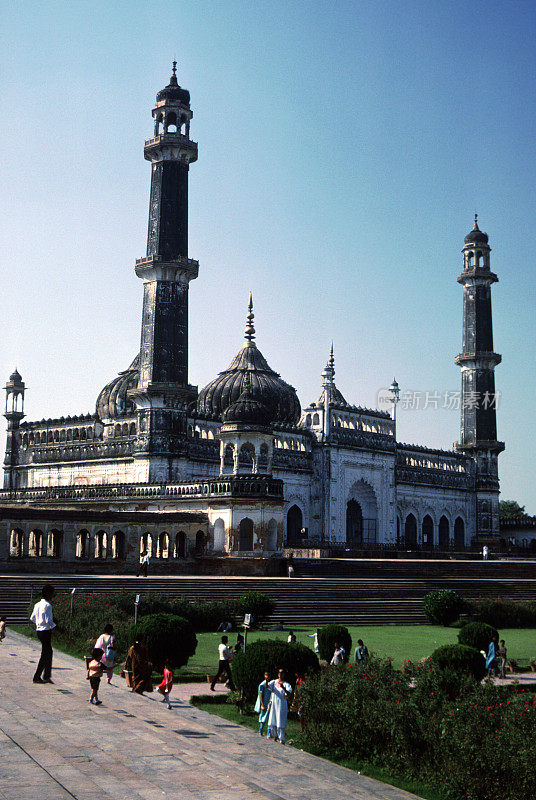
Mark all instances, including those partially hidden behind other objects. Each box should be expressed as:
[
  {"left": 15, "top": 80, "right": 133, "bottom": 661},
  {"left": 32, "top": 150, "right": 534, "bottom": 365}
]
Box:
[
  {"left": 137, "top": 562, "right": 148, "bottom": 577},
  {"left": 211, "top": 659, "right": 235, "bottom": 691},
  {"left": 34, "top": 629, "right": 53, "bottom": 680}
]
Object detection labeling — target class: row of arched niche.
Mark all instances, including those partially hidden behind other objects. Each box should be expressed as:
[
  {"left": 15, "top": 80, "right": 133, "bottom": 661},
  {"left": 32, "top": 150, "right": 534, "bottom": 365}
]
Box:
[{"left": 8, "top": 529, "right": 205, "bottom": 560}]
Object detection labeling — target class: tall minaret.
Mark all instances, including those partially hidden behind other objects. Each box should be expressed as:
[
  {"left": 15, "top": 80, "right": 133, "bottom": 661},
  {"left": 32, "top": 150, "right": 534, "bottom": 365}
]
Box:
[
  {"left": 129, "top": 66, "right": 199, "bottom": 481},
  {"left": 135, "top": 62, "right": 198, "bottom": 390},
  {"left": 455, "top": 216, "right": 504, "bottom": 541}
]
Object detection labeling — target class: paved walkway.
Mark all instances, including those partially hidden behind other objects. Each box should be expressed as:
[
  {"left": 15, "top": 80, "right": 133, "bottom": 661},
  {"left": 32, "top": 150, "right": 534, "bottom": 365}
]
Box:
[{"left": 0, "top": 630, "right": 423, "bottom": 800}]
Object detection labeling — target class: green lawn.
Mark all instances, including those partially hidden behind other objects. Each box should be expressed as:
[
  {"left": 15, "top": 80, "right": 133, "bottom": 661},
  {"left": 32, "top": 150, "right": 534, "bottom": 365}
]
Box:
[{"left": 182, "top": 624, "right": 536, "bottom": 676}]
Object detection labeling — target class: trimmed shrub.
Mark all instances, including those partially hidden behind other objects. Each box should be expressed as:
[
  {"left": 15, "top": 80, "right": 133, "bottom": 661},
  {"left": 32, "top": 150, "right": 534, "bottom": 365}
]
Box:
[
  {"left": 232, "top": 639, "right": 319, "bottom": 701},
  {"left": 235, "top": 591, "right": 276, "bottom": 627},
  {"left": 422, "top": 589, "right": 466, "bottom": 625},
  {"left": 431, "top": 644, "right": 486, "bottom": 681},
  {"left": 130, "top": 613, "right": 197, "bottom": 670},
  {"left": 468, "top": 597, "right": 536, "bottom": 628},
  {"left": 458, "top": 621, "right": 498, "bottom": 652},
  {"left": 317, "top": 624, "right": 352, "bottom": 662}
]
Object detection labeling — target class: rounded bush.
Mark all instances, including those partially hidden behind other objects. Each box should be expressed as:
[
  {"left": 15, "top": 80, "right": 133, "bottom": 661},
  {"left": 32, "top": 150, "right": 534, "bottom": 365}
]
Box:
[
  {"left": 423, "top": 589, "right": 466, "bottom": 626},
  {"left": 232, "top": 639, "right": 319, "bottom": 702},
  {"left": 458, "top": 621, "right": 498, "bottom": 652},
  {"left": 317, "top": 624, "right": 352, "bottom": 662},
  {"left": 431, "top": 644, "right": 486, "bottom": 681},
  {"left": 130, "top": 613, "right": 197, "bottom": 670}
]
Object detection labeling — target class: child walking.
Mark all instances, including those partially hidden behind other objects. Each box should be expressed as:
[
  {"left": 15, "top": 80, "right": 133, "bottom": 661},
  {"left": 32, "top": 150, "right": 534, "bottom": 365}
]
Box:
[
  {"left": 157, "top": 660, "right": 173, "bottom": 709},
  {"left": 95, "top": 624, "right": 115, "bottom": 684},
  {"left": 87, "top": 647, "right": 104, "bottom": 705}
]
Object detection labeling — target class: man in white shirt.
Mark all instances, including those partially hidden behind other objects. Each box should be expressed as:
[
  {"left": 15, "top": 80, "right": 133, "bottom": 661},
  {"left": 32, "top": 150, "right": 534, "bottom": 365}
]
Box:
[
  {"left": 30, "top": 584, "right": 56, "bottom": 684},
  {"left": 210, "top": 635, "right": 236, "bottom": 691}
]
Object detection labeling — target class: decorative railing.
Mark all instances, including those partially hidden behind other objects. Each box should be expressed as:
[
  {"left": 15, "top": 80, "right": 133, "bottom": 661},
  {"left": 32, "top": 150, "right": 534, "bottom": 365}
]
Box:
[
  {"left": 329, "top": 429, "right": 396, "bottom": 452},
  {"left": 0, "top": 475, "right": 284, "bottom": 503}
]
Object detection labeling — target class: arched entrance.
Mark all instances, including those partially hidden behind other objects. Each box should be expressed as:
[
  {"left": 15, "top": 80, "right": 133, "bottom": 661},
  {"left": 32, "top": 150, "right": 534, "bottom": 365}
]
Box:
[
  {"left": 422, "top": 515, "right": 434, "bottom": 549},
  {"left": 439, "top": 516, "right": 450, "bottom": 548},
  {"left": 239, "top": 518, "right": 254, "bottom": 551},
  {"left": 347, "top": 481, "right": 378, "bottom": 544},
  {"left": 346, "top": 500, "right": 363, "bottom": 545},
  {"left": 454, "top": 517, "right": 465, "bottom": 548},
  {"left": 286, "top": 505, "right": 303, "bottom": 544},
  {"left": 405, "top": 514, "right": 417, "bottom": 547}
]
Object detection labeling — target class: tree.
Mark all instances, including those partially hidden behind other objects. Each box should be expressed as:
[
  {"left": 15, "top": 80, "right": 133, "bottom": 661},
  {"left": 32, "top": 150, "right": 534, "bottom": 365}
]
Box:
[{"left": 499, "top": 500, "right": 526, "bottom": 521}]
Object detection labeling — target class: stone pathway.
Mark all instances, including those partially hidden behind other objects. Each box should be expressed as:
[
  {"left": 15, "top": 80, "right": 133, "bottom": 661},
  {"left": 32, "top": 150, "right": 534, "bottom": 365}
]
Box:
[{"left": 0, "top": 630, "right": 423, "bottom": 800}]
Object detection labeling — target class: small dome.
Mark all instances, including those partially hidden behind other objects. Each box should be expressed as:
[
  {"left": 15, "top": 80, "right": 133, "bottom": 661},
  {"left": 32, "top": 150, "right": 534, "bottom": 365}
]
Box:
[
  {"left": 156, "top": 63, "right": 190, "bottom": 106},
  {"left": 197, "top": 296, "right": 301, "bottom": 425},
  {"left": 9, "top": 369, "right": 22, "bottom": 384},
  {"left": 223, "top": 381, "right": 272, "bottom": 427},
  {"left": 96, "top": 354, "right": 139, "bottom": 420},
  {"left": 465, "top": 215, "right": 489, "bottom": 245}
]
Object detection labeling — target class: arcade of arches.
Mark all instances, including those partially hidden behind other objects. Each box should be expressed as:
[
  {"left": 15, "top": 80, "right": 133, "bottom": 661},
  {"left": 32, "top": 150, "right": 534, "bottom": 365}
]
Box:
[{"left": 399, "top": 512, "right": 466, "bottom": 548}]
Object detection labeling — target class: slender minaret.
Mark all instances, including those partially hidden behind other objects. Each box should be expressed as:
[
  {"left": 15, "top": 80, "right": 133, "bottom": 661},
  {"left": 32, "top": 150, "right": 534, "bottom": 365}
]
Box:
[
  {"left": 455, "top": 216, "right": 504, "bottom": 541},
  {"left": 3, "top": 369, "right": 25, "bottom": 490},
  {"left": 129, "top": 66, "right": 199, "bottom": 480},
  {"left": 135, "top": 62, "right": 199, "bottom": 390}
]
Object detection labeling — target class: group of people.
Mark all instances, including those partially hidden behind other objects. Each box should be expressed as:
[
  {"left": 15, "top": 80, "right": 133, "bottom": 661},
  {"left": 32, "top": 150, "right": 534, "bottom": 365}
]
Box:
[
  {"left": 255, "top": 668, "right": 299, "bottom": 744},
  {"left": 29, "top": 584, "right": 174, "bottom": 708}
]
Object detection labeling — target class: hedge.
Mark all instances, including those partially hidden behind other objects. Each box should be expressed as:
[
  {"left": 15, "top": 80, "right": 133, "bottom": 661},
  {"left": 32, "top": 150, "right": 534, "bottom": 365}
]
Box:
[
  {"left": 300, "top": 656, "right": 536, "bottom": 800},
  {"left": 232, "top": 639, "right": 319, "bottom": 702},
  {"left": 468, "top": 597, "right": 536, "bottom": 628}
]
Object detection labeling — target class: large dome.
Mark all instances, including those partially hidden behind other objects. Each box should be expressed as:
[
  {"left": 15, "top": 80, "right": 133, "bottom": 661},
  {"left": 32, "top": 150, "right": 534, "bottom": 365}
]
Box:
[
  {"left": 96, "top": 354, "right": 139, "bottom": 420},
  {"left": 197, "top": 297, "right": 301, "bottom": 425}
]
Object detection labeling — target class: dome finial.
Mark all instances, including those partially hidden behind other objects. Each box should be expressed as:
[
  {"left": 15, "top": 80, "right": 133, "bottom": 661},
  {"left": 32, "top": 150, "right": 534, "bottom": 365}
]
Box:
[
  {"left": 329, "top": 341, "right": 335, "bottom": 377},
  {"left": 244, "top": 292, "right": 255, "bottom": 341},
  {"left": 170, "top": 60, "right": 178, "bottom": 85},
  {"left": 473, "top": 212, "right": 479, "bottom": 230}
]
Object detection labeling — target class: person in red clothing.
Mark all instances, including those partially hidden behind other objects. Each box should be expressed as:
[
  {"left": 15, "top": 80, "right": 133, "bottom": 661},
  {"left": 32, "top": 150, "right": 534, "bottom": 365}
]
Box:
[{"left": 157, "top": 660, "right": 173, "bottom": 709}]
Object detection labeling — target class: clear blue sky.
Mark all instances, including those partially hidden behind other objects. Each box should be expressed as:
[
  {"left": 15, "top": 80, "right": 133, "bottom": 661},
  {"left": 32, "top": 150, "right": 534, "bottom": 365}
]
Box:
[{"left": 1, "top": 1, "right": 535, "bottom": 510}]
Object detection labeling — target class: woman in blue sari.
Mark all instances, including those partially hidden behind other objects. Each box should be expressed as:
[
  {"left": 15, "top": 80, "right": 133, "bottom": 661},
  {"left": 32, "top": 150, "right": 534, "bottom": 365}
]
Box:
[
  {"left": 486, "top": 635, "right": 498, "bottom": 677},
  {"left": 254, "top": 671, "right": 272, "bottom": 735}
]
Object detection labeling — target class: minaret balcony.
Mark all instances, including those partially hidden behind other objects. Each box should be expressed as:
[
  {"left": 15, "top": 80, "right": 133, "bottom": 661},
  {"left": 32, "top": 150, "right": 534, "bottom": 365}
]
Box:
[
  {"left": 144, "top": 133, "right": 198, "bottom": 163},
  {"left": 457, "top": 269, "right": 498, "bottom": 285},
  {"left": 135, "top": 255, "right": 199, "bottom": 282},
  {"left": 455, "top": 351, "right": 501, "bottom": 367}
]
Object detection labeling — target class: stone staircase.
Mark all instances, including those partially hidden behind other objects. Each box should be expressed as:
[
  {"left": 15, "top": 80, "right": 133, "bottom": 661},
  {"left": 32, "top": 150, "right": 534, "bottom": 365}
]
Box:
[{"left": 3, "top": 560, "right": 536, "bottom": 626}]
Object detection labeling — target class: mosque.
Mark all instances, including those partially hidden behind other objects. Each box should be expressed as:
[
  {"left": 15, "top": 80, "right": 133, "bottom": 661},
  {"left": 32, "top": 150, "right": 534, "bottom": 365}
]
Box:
[{"left": 0, "top": 67, "right": 504, "bottom": 572}]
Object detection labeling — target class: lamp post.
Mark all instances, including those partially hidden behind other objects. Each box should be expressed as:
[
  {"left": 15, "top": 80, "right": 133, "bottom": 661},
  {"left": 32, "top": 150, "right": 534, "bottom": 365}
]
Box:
[
  {"left": 389, "top": 378, "right": 400, "bottom": 428},
  {"left": 70, "top": 588, "right": 76, "bottom": 621},
  {"left": 134, "top": 594, "right": 140, "bottom": 625}
]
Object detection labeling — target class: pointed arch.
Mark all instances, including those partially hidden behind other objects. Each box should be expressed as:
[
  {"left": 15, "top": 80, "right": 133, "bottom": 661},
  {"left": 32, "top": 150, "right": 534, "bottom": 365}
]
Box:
[
  {"left": 439, "top": 515, "right": 450, "bottom": 548},
  {"left": 454, "top": 517, "right": 465, "bottom": 548},
  {"left": 238, "top": 518, "right": 254, "bottom": 551},
  {"left": 286, "top": 505, "right": 303, "bottom": 544},
  {"left": 404, "top": 513, "right": 417, "bottom": 548}
]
